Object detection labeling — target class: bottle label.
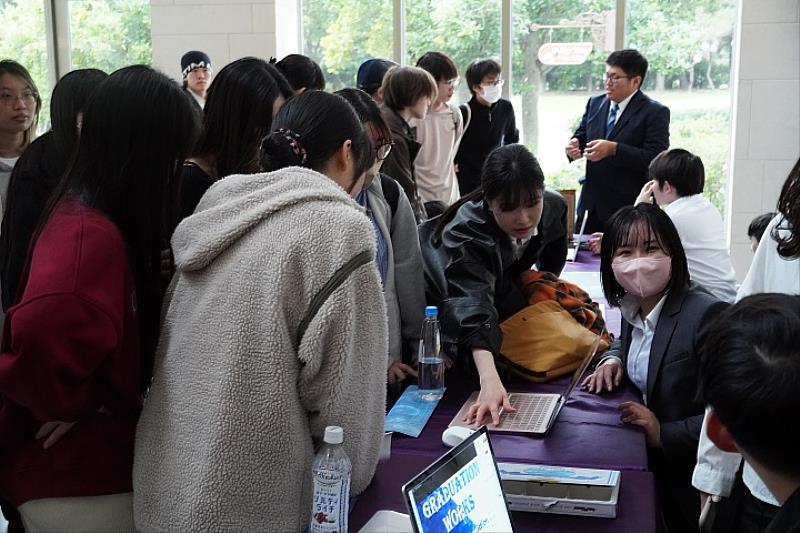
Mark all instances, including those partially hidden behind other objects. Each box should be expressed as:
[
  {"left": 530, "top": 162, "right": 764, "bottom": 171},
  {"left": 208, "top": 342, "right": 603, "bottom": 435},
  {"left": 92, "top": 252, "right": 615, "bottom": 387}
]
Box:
[{"left": 310, "top": 469, "right": 350, "bottom": 533}]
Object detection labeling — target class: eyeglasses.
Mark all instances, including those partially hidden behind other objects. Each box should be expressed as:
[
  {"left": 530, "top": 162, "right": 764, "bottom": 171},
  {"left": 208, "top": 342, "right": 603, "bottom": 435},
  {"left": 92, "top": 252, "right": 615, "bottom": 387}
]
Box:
[
  {"left": 443, "top": 77, "right": 459, "bottom": 88},
  {"left": 604, "top": 74, "right": 630, "bottom": 85},
  {"left": 376, "top": 141, "right": 394, "bottom": 161},
  {"left": 481, "top": 79, "right": 504, "bottom": 88},
  {"left": 0, "top": 90, "right": 37, "bottom": 107}
]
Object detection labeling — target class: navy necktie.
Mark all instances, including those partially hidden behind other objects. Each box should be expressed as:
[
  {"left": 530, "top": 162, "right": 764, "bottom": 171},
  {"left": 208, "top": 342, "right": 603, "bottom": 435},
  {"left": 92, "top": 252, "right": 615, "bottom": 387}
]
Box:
[{"left": 606, "top": 102, "right": 619, "bottom": 138}]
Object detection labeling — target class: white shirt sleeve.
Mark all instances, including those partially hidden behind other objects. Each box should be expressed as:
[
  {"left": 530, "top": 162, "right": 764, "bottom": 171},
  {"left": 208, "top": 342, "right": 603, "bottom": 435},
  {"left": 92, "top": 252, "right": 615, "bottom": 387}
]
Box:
[
  {"left": 692, "top": 410, "right": 741, "bottom": 496},
  {"left": 693, "top": 215, "right": 785, "bottom": 501}
]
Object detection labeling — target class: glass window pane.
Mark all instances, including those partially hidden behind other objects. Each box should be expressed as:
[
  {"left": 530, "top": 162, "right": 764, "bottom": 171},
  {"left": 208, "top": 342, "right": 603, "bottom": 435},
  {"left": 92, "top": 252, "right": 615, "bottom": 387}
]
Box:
[
  {"left": 510, "top": 2, "right": 614, "bottom": 192},
  {"left": 68, "top": 0, "right": 152, "bottom": 72},
  {"left": 405, "top": 0, "right": 501, "bottom": 104},
  {"left": 303, "top": 0, "right": 393, "bottom": 92},
  {"left": 0, "top": 0, "right": 52, "bottom": 133},
  {"left": 626, "top": 0, "right": 737, "bottom": 214}
]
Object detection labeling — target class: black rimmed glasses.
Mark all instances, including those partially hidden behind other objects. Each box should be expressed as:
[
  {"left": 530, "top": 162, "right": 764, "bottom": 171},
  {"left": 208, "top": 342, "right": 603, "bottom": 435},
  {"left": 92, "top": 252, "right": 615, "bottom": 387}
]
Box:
[{"left": 604, "top": 74, "right": 630, "bottom": 85}]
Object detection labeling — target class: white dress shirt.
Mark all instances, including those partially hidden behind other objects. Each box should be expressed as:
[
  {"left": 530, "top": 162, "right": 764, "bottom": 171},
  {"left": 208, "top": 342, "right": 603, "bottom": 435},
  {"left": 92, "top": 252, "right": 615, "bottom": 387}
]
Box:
[
  {"left": 693, "top": 214, "right": 799, "bottom": 504},
  {"left": 509, "top": 228, "right": 538, "bottom": 261},
  {"left": 663, "top": 195, "right": 737, "bottom": 302},
  {"left": 607, "top": 89, "right": 638, "bottom": 129},
  {"left": 602, "top": 292, "right": 669, "bottom": 405}
]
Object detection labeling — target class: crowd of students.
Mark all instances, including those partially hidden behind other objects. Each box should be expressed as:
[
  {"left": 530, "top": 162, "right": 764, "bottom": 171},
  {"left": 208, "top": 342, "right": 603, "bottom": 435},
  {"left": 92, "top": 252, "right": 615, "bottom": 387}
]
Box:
[{"left": 0, "top": 46, "right": 797, "bottom": 533}]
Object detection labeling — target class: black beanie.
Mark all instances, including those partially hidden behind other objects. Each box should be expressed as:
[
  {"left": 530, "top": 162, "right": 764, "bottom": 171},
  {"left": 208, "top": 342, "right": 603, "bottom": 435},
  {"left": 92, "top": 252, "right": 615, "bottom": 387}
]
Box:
[{"left": 181, "top": 51, "right": 211, "bottom": 77}]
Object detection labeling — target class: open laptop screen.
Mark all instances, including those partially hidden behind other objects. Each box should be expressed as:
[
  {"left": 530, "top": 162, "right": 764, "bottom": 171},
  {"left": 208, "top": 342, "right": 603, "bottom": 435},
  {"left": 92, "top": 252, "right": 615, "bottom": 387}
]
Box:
[{"left": 403, "top": 427, "right": 513, "bottom": 533}]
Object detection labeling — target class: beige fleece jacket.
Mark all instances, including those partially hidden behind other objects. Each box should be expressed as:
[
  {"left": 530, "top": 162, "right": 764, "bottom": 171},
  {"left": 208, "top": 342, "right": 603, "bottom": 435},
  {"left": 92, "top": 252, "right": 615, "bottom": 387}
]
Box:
[{"left": 133, "top": 167, "right": 388, "bottom": 532}]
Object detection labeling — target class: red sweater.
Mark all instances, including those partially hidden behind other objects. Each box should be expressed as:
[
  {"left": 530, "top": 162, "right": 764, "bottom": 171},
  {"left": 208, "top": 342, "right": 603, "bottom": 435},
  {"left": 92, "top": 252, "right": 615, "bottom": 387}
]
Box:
[{"left": 0, "top": 200, "right": 141, "bottom": 506}]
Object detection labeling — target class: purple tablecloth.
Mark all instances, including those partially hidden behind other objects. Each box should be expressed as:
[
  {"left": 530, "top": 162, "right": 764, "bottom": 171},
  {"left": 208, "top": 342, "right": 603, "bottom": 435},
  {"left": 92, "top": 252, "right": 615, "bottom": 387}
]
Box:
[
  {"left": 390, "top": 376, "right": 648, "bottom": 472},
  {"left": 350, "top": 453, "right": 658, "bottom": 533}
]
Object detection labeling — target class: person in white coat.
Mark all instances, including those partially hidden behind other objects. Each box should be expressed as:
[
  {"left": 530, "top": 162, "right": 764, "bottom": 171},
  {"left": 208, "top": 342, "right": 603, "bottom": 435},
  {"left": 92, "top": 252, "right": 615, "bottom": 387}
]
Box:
[
  {"left": 693, "top": 158, "right": 800, "bottom": 532},
  {"left": 133, "top": 91, "right": 388, "bottom": 532}
]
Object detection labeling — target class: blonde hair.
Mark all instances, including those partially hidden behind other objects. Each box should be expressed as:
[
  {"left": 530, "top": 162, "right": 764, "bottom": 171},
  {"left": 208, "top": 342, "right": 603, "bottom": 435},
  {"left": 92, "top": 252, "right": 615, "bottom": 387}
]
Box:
[{"left": 381, "top": 66, "right": 437, "bottom": 111}]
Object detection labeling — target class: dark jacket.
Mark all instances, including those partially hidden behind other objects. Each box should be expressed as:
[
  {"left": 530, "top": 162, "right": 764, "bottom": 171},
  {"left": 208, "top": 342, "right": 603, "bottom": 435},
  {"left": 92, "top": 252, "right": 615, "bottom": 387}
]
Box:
[
  {"left": 571, "top": 90, "right": 669, "bottom": 228},
  {"left": 454, "top": 97, "right": 519, "bottom": 196},
  {"left": 0, "top": 132, "right": 66, "bottom": 310},
  {"left": 766, "top": 487, "right": 800, "bottom": 533},
  {"left": 380, "top": 105, "right": 427, "bottom": 221},
  {"left": 179, "top": 161, "right": 215, "bottom": 219},
  {"left": 419, "top": 189, "right": 567, "bottom": 360},
  {"left": 602, "top": 283, "right": 727, "bottom": 532}
]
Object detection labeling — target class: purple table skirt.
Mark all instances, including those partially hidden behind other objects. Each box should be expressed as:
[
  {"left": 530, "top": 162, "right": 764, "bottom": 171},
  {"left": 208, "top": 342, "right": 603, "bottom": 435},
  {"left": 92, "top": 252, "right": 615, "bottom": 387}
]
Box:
[
  {"left": 350, "top": 453, "right": 658, "bottom": 533},
  {"left": 391, "top": 375, "right": 648, "bottom": 472}
]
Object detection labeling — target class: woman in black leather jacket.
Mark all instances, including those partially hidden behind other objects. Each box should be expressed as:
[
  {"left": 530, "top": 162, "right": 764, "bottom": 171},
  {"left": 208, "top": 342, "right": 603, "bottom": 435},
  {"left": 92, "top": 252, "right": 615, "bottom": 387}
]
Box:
[{"left": 419, "top": 144, "right": 567, "bottom": 425}]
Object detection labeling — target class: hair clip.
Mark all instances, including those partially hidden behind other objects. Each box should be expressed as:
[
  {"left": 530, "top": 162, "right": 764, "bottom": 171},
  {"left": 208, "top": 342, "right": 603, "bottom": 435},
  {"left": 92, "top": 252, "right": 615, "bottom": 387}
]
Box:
[{"left": 276, "top": 128, "right": 308, "bottom": 165}]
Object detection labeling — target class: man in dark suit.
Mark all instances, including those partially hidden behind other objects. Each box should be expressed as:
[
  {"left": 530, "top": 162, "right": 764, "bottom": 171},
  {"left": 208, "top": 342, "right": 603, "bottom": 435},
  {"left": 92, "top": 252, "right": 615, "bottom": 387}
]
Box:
[{"left": 566, "top": 49, "right": 670, "bottom": 232}]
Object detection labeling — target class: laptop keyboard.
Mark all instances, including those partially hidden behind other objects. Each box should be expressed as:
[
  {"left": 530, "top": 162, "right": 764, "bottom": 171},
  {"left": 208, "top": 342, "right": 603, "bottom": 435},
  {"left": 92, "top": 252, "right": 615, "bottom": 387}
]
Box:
[{"left": 500, "top": 393, "right": 558, "bottom": 432}]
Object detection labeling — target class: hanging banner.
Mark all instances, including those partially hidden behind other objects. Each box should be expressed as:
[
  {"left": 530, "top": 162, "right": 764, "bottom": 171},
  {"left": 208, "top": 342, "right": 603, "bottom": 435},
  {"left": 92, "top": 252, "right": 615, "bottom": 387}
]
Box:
[{"left": 538, "top": 42, "right": 594, "bottom": 65}]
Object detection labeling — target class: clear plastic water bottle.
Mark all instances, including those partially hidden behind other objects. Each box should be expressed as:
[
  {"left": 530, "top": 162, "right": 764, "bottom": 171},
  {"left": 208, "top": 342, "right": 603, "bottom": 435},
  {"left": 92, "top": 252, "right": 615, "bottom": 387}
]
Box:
[
  {"left": 309, "top": 426, "right": 351, "bottom": 533},
  {"left": 417, "top": 305, "right": 444, "bottom": 400}
]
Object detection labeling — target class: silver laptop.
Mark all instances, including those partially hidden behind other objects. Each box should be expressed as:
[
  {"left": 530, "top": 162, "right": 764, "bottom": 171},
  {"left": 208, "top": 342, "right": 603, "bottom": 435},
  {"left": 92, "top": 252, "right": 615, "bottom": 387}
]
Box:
[
  {"left": 566, "top": 210, "right": 589, "bottom": 262},
  {"left": 449, "top": 330, "right": 604, "bottom": 435}
]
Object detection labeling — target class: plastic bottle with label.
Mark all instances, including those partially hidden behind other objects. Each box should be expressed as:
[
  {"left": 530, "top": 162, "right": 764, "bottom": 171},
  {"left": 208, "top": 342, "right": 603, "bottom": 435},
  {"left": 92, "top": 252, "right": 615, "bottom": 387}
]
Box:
[{"left": 309, "top": 426, "right": 351, "bottom": 533}]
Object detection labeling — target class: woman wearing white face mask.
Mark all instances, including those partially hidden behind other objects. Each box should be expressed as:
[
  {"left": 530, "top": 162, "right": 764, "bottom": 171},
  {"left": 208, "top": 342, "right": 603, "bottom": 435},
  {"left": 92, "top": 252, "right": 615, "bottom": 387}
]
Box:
[
  {"left": 581, "top": 203, "right": 728, "bottom": 533},
  {"left": 454, "top": 58, "right": 519, "bottom": 196}
]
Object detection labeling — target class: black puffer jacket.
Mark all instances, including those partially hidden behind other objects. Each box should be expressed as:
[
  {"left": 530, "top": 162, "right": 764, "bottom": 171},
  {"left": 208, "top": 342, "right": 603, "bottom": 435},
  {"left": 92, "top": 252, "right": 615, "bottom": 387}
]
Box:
[{"left": 419, "top": 189, "right": 568, "bottom": 360}]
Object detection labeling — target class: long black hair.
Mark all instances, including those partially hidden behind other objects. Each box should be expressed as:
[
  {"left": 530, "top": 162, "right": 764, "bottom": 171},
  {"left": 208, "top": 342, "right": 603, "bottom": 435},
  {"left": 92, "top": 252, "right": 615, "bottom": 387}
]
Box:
[
  {"left": 0, "top": 69, "right": 107, "bottom": 310},
  {"left": 49, "top": 68, "right": 109, "bottom": 183},
  {"left": 600, "top": 203, "right": 690, "bottom": 307},
  {"left": 193, "top": 57, "right": 293, "bottom": 178},
  {"left": 25, "top": 65, "right": 199, "bottom": 389},
  {"left": 774, "top": 158, "right": 800, "bottom": 258},
  {"left": 436, "top": 144, "right": 544, "bottom": 235},
  {"left": 259, "top": 90, "right": 372, "bottom": 190}
]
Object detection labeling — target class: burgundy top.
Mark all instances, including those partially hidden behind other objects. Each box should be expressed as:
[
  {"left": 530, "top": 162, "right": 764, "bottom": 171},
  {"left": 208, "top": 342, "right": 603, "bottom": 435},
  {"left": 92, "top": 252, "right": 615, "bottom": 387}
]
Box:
[{"left": 0, "top": 200, "right": 141, "bottom": 505}]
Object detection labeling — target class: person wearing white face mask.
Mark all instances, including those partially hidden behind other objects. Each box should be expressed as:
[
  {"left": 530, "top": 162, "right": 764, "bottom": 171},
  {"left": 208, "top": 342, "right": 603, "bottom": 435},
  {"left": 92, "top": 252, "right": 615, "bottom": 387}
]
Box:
[
  {"left": 454, "top": 58, "right": 519, "bottom": 196},
  {"left": 581, "top": 203, "right": 728, "bottom": 533}
]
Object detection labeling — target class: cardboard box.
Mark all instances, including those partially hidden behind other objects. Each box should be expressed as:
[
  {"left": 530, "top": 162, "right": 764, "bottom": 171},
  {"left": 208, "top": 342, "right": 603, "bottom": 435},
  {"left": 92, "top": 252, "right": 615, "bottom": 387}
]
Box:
[{"left": 498, "top": 463, "right": 620, "bottom": 518}]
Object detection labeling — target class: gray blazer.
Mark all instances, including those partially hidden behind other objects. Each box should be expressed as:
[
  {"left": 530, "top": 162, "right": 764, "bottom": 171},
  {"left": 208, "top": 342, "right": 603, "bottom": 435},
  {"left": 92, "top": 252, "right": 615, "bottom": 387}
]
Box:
[{"left": 366, "top": 175, "right": 426, "bottom": 365}]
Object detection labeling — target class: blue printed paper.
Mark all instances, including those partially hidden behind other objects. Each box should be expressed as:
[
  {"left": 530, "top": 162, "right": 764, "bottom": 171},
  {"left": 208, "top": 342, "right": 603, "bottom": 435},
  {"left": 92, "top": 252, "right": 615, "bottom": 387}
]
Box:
[{"left": 385, "top": 386, "right": 444, "bottom": 437}]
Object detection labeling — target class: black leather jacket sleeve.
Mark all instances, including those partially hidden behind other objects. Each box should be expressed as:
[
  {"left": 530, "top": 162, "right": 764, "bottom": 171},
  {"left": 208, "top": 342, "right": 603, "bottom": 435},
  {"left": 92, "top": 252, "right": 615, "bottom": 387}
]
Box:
[{"left": 441, "top": 238, "right": 503, "bottom": 356}]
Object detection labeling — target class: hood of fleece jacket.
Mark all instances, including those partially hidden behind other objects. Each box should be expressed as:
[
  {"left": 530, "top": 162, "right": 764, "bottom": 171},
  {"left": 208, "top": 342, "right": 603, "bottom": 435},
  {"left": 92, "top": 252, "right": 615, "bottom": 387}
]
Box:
[{"left": 172, "top": 166, "right": 359, "bottom": 272}]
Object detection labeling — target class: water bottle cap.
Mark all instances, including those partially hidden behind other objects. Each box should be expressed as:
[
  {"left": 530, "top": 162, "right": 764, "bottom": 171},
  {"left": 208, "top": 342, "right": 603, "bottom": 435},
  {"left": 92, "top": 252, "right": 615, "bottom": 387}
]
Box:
[
  {"left": 324, "top": 426, "right": 344, "bottom": 444},
  {"left": 425, "top": 306, "right": 438, "bottom": 317}
]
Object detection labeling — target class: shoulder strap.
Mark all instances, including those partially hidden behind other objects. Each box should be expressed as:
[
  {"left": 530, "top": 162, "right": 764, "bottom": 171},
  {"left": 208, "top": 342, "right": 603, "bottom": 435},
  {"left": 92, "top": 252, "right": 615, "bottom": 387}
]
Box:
[
  {"left": 297, "top": 250, "right": 373, "bottom": 346},
  {"left": 459, "top": 103, "right": 472, "bottom": 132},
  {"left": 379, "top": 173, "right": 400, "bottom": 219}
]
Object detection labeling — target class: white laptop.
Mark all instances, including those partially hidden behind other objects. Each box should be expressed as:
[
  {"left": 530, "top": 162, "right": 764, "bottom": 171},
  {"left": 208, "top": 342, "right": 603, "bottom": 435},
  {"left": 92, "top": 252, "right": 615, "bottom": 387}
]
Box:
[
  {"left": 566, "top": 210, "right": 589, "bottom": 262},
  {"left": 449, "top": 330, "right": 603, "bottom": 435}
]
